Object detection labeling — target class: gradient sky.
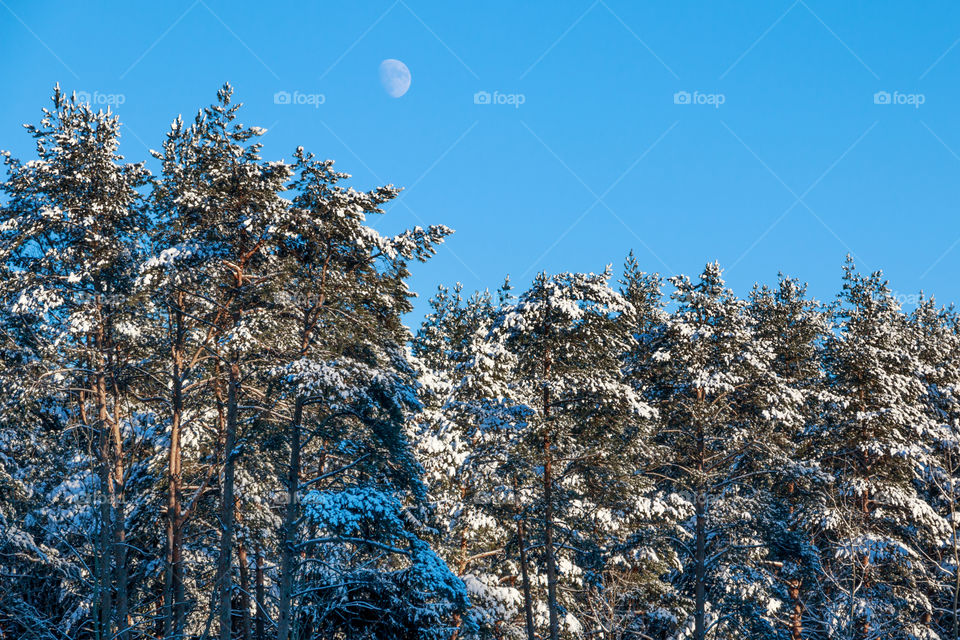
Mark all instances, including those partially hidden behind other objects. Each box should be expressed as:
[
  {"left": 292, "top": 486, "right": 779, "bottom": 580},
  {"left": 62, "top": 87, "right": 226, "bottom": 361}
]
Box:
[{"left": 2, "top": 1, "right": 960, "bottom": 321}]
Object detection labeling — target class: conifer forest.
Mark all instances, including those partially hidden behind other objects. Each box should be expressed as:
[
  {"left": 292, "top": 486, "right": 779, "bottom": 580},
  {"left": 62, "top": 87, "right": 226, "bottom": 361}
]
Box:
[{"left": 5, "top": 86, "right": 960, "bottom": 640}]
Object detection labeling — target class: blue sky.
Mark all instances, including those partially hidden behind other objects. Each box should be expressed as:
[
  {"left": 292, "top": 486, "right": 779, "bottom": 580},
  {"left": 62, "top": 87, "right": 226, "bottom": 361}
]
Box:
[{"left": 2, "top": 1, "right": 960, "bottom": 321}]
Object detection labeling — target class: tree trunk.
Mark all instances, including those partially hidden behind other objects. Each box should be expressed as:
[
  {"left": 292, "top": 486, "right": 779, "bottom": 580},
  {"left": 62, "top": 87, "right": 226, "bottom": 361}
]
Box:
[
  {"left": 277, "top": 397, "right": 304, "bottom": 640},
  {"left": 96, "top": 368, "right": 114, "bottom": 640},
  {"left": 218, "top": 361, "right": 240, "bottom": 640},
  {"left": 255, "top": 552, "right": 266, "bottom": 640},
  {"left": 950, "top": 448, "right": 959, "bottom": 640},
  {"left": 238, "top": 545, "right": 252, "bottom": 640},
  {"left": 543, "top": 393, "right": 560, "bottom": 640},
  {"left": 694, "top": 488, "right": 706, "bottom": 640},
  {"left": 165, "top": 306, "right": 185, "bottom": 639},
  {"left": 109, "top": 368, "right": 129, "bottom": 640},
  {"left": 858, "top": 480, "right": 871, "bottom": 639},
  {"left": 788, "top": 579, "right": 803, "bottom": 640},
  {"left": 541, "top": 342, "right": 560, "bottom": 640},
  {"left": 856, "top": 387, "right": 871, "bottom": 640},
  {"left": 544, "top": 430, "right": 560, "bottom": 640},
  {"left": 694, "top": 409, "right": 706, "bottom": 640},
  {"left": 94, "top": 299, "right": 129, "bottom": 640},
  {"left": 516, "top": 510, "right": 536, "bottom": 640}
]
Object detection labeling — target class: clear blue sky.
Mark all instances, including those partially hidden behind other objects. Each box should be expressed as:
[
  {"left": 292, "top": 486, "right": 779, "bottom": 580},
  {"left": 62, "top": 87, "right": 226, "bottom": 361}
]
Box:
[{"left": 3, "top": 1, "right": 960, "bottom": 321}]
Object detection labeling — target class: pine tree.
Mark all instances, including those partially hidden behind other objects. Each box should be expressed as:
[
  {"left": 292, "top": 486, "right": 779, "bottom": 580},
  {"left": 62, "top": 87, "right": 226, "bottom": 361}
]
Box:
[
  {"left": 0, "top": 85, "right": 151, "bottom": 639},
  {"left": 641, "top": 263, "right": 808, "bottom": 639},
  {"left": 147, "top": 84, "right": 294, "bottom": 639},
  {"left": 909, "top": 297, "right": 960, "bottom": 639},
  {"left": 267, "top": 146, "right": 456, "bottom": 640},
  {"left": 412, "top": 283, "right": 534, "bottom": 639},
  {"left": 496, "top": 269, "right": 657, "bottom": 640},
  {"left": 747, "top": 276, "right": 830, "bottom": 640},
  {"left": 811, "top": 260, "right": 949, "bottom": 639}
]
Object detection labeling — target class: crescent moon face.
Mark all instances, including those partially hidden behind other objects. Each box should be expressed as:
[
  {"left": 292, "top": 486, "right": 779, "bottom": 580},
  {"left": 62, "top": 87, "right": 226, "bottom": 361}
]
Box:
[{"left": 379, "top": 59, "right": 411, "bottom": 98}]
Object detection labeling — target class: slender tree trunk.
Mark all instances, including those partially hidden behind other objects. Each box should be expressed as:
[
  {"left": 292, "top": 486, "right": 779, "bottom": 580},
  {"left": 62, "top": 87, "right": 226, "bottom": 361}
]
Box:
[
  {"left": 255, "top": 552, "right": 266, "bottom": 640},
  {"left": 950, "top": 451, "right": 960, "bottom": 640},
  {"left": 94, "top": 300, "right": 129, "bottom": 640},
  {"left": 536, "top": 339, "right": 560, "bottom": 640},
  {"left": 238, "top": 545, "right": 252, "bottom": 640},
  {"left": 165, "top": 305, "right": 185, "bottom": 639},
  {"left": 856, "top": 387, "right": 871, "bottom": 640},
  {"left": 694, "top": 405, "right": 706, "bottom": 640},
  {"left": 858, "top": 480, "right": 871, "bottom": 639},
  {"left": 694, "top": 488, "right": 706, "bottom": 640},
  {"left": 788, "top": 579, "right": 803, "bottom": 640},
  {"left": 542, "top": 374, "right": 560, "bottom": 640},
  {"left": 277, "top": 397, "right": 304, "bottom": 640},
  {"left": 543, "top": 430, "right": 559, "bottom": 640},
  {"left": 113, "top": 469, "right": 129, "bottom": 640},
  {"left": 109, "top": 364, "right": 129, "bottom": 640},
  {"left": 218, "top": 361, "right": 241, "bottom": 640},
  {"left": 516, "top": 509, "right": 536, "bottom": 640},
  {"left": 96, "top": 367, "right": 114, "bottom": 640},
  {"left": 786, "top": 482, "right": 803, "bottom": 640}
]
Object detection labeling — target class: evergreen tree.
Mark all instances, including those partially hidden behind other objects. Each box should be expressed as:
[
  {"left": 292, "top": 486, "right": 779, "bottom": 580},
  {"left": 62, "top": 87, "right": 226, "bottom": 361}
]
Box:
[
  {"left": 0, "top": 85, "right": 151, "bottom": 639},
  {"left": 267, "top": 146, "right": 457, "bottom": 640},
  {"left": 910, "top": 297, "right": 960, "bottom": 639},
  {"left": 747, "top": 276, "right": 830, "bottom": 640},
  {"left": 412, "top": 283, "right": 534, "bottom": 639},
  {"left": 811, "top": 260, "right": 949, "bottom": 639},
  {"left": 642, "top": 263, "right": 806, "bottom": 640},
  {"left": 496, "top": 269, "right": 657, "bottom": 640},
  {"left": 147, "top": 83, "right": 293, "bottom": 639}
]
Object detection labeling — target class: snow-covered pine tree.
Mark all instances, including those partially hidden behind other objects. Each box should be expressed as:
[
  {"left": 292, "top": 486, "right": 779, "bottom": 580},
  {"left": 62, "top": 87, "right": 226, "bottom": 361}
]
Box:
[
  {"left": 496, "top": 269, "right": 657, "bottom": 640},
  {"left": 268, "top": 146, "right": 461, "bottom": 640},
  {"left": 0, "top": 277, "right": 71, "bottom": 638},
  {"left": 0, "top": 85, "right": 152, "bottom": 639},
  {"left": 613, "top": 255, "right": 693, "bottom": 639},
  {"left": 147, "top": 83, "right": 293, "bottom": 639},
  {"left": 908, "top": 297, "right": 960, "bottom": 639},
  {"left": 811, "top": 260, "right": 949, "bottom": 639},
  {"left": 747, "top": 275, "right": 831, "bottom": 640},
  {"left": 411, "top": 282, "right": 535, "bottom": 639},
  {"left": 641, "top": 263, "right": 809, "bottom": 640}
]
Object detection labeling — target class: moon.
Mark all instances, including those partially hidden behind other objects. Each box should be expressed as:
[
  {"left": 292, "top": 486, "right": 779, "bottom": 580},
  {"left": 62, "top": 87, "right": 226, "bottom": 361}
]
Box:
[{"left": 379, "top": 59, "right": 411, "bottom": 98}]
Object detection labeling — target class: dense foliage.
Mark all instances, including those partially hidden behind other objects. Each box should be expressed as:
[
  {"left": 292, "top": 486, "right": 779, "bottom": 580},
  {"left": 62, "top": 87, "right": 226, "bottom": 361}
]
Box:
[{"left": 2, "top": 88, "right": 960, "bottom": 640}]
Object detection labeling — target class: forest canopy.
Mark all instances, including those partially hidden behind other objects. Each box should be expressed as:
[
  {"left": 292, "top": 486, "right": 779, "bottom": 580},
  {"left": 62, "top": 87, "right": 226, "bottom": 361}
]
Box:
[{"left": 1, "top": 86, "right": 959, "bottom": 640}]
